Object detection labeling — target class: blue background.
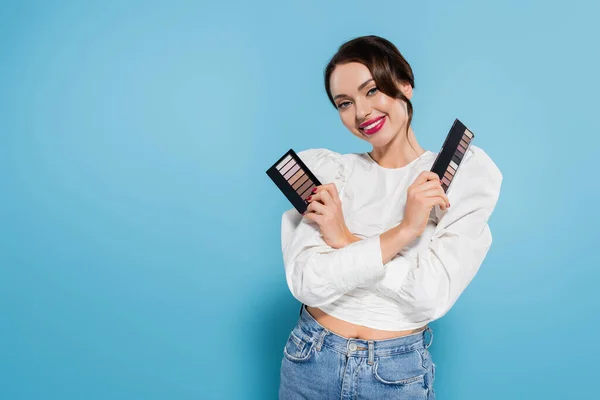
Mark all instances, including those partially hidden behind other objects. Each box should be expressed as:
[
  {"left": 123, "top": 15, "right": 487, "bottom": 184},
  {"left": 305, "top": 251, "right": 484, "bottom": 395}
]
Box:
[{"left": 1, "top": 1, "right": 598, "bottom": 399}]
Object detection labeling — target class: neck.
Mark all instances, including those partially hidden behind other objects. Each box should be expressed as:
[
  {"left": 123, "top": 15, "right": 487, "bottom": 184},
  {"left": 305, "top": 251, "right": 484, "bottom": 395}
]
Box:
[{"left": 369, "top": 125, "right": 426, "bottom": 169}]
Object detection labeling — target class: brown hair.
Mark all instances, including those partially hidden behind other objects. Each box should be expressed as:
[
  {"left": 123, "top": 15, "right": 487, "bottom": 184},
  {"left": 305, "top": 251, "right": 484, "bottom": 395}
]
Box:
[{"left": 324, "top": 35, "right": 416, "bottom": 152}]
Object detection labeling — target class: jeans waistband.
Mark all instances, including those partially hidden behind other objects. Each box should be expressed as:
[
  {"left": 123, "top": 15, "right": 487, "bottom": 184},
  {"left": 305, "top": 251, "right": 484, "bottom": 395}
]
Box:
[{"left": 297, "top": 305, "right": 433, "bottom": 359}]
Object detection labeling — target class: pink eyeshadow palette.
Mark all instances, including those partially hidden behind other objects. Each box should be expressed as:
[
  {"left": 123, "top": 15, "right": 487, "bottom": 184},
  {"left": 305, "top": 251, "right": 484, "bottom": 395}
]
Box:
[
  {"left": 266, "top": 149, "right": 322, "bottom": 214},
  {"left": 430, "top": 118, "right": 475, "bottom": 193}
]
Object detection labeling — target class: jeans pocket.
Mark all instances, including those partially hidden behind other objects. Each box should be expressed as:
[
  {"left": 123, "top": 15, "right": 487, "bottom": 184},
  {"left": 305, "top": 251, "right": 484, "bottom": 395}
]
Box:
[
  {"left": 282, "top": 327, "right": 315, "bottom": 363},
  {"left": 372, "top": 349, "right": 426, "bottom": 386}
]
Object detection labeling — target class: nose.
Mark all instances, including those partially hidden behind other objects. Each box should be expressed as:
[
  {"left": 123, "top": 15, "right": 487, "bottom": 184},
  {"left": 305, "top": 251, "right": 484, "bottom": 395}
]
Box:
[{"left": 355, "top": 99, "right": 372, "bottom": 125}]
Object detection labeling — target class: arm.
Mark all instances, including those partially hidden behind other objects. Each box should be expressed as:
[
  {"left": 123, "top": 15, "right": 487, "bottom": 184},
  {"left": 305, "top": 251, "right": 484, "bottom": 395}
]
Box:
[
  {"left": 373, "top": 146, "right": 503, "bottom": 323},
  {"left": 282, "top": 211, "right": 416, "bottom": 308},
  {"left": 344, "top": 224, "right": 418, "bottom": 265}
]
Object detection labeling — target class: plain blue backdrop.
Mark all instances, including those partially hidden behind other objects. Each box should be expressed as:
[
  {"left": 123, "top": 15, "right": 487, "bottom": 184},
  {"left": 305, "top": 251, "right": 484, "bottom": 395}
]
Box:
[{"left": 1, "top": 0, "right": 599, "bottom": 399}]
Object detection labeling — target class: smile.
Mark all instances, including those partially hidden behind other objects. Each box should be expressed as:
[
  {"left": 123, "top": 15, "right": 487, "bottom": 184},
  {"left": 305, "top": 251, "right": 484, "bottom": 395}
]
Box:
[{"left": 360, "top": 116, "right": 386, "bottom": 135}]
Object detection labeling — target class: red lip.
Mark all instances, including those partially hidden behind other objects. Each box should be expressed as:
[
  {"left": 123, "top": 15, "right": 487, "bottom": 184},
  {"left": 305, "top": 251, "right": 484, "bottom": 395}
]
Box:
[{"left": 359, "top": 116, "right": 385, "bottom": 129}]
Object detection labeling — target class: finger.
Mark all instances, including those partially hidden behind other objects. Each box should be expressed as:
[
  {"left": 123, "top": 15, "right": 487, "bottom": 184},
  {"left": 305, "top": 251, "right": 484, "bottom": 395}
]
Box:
[
  {"left": 306, "top": 200, "right": 328, "bottom": 216},
  {"left": 427, "top": 196, "right": 448, "bottom": 211},
  {"left": 316, "top": 183, "right": 341, "bottom": 204},
  {"left": 408, "top": 176, "right": 442, "bottom": 198},
  {"left": 413, "top": 179, "right": 444, "bottom": 194},
  {"left": 420, "top": 187, "right": 450, "bottom": 203},
  {"left": 302, "top": 211, "right": 323, "bottom": 225},
  {"left": 309, "top": 189, "right": 333, "bottom": 207},
  {"left": 412, "top": 171, "right": 440, "bottom": 187},
  {"left": 420, "top": 190, "right": 450, "bottom": 209}
]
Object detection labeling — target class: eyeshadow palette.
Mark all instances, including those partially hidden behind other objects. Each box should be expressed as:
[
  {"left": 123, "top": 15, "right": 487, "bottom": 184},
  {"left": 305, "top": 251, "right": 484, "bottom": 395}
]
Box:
[
  {"left": 266, "top": 149, "right": 322, "bottom": 214},
  {"left": 430, "top": 118, "right": 475, "bottom": 193}
]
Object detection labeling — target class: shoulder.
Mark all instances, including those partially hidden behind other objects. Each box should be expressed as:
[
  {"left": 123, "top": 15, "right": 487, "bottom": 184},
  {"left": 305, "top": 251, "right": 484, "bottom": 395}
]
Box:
[
  {"left": 431, "top": 144, "right": 503, "bottom": 227},
  {"left": 296, "top": 148, "right": 353, "bottom": 192},
  {"left": 444, "top": 144, "right": 503, "bottom": 215},
  {"left": 296, "top": 147, "right": 346, "bottom": 166},
  {"left": 462, "top": 144, "right": 502, "bottom": 184}
]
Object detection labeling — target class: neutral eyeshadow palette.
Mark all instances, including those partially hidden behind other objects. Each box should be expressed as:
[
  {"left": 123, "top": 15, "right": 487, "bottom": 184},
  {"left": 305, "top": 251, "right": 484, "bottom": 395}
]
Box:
[
  {"left": 266, "top": 149, "right": 322, "bottom": 214},
  {"left": 430, "top": 118, "right": 475, "bottom": 193}
]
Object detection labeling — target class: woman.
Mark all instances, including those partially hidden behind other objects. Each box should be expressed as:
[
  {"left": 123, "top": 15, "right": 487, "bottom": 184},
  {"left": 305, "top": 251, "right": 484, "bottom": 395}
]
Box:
[{"left": 278, "top": 35, "right": 502, "bottom": 399}]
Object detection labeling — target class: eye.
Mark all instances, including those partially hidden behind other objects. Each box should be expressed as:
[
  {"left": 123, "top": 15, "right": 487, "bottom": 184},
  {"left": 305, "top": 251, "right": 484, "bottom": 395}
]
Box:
[
  {"left": 337, "top": 101, "right": 351, "bottom": 109},
  {"left": 367, "top": 87, "right": 378, "bottom": 96}
]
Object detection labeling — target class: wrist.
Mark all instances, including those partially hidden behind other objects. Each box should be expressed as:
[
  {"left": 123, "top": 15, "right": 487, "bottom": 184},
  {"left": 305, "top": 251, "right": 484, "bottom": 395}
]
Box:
[
  {"left": 395, "top": 222, "right": 419, "bottom": 245},
  {"left": 343, "top": 229, "right": 361, "bottom": 247}
]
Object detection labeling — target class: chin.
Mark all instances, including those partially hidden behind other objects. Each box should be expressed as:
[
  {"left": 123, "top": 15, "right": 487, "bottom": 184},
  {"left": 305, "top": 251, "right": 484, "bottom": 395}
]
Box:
[{"left": 364, "top": 132, "right": 395, "bottom": 147}]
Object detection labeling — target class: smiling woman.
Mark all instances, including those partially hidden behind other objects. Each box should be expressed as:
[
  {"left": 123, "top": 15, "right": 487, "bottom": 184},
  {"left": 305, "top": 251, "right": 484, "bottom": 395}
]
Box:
[
  {"left": 277, "top": 35, "right": 502, "bottom": 400},
  {"left": 324, "top": 36, "right": 422, "bottom": 167}
]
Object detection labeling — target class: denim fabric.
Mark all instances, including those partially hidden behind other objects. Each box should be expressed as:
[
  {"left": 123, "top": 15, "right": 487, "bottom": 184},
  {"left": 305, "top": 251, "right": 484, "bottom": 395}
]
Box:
[{"left": 279, "top": 305, "right": 436, "bottom": 399}]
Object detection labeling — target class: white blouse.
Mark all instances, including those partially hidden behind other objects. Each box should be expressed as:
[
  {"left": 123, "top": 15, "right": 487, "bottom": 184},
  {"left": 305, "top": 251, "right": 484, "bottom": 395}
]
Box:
[{"left": 280, "top": 145, "right": 503, "bottom": 331}]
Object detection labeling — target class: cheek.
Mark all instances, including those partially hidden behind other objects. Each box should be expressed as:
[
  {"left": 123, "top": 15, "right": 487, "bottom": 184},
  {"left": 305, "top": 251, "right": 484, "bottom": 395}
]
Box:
[
  {"left": 372, "top": 95, "right": 397, "bottom": 116},
  {"left": 384, "top": 99, "right": 408, "bottom": 121},
  {"left": 373, "top": 95, "right": 391, "bottom": 108}
]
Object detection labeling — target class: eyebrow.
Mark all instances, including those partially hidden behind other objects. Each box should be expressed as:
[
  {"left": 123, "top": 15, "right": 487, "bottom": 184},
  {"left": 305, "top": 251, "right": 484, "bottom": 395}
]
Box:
[{"left": 333, "top": 79, "right": 374, "bottom": 101}]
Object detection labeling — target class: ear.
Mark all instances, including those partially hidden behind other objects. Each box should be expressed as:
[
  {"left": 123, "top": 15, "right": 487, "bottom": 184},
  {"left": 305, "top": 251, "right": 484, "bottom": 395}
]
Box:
[{"left": 398, "top": 80, "right": 413, "bottom": 100}]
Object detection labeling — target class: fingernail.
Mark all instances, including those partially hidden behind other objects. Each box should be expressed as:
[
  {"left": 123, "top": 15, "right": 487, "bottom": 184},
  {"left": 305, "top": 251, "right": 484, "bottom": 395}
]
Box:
[
  {"left": 312, "top": 187, "right": 317, "bottom": 193},
  {"left": 307, "top": 196, "right": 312, "bottom": 201}
]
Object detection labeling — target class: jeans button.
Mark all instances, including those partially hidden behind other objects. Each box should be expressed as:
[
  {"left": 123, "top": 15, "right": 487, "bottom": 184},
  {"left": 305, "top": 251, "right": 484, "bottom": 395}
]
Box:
[{"left": 349, "top": 342, "right": 357, "bottom": 351}]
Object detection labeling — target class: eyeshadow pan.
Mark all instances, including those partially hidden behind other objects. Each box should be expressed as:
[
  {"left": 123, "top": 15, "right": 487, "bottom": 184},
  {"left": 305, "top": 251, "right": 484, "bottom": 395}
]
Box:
[
  {"left": 296, "top": 179, "right": 313, "bottom": 197},
  {"left": 292, "top": 174, "right": 308, "bottom": 190},
  {"left": 283, "top": 163, "right": 301, "bottom": 180},
  {"left": 279, "top": 159, "right": 296, "bottom": 175},
  {"left": 289, "top": 169, "right": 304, "bottom": 185},
  {"left": 267, "top": 149, "right": 323, "bottom": 214},
  {"left": 299, "top": 183, "right": 315, "bottom": 199},
  {"left": 429, "top": 118, "right": 476, "bottom": 194},
  {"left": 276, "top": 154, "right": 292, "bottom": 170}
]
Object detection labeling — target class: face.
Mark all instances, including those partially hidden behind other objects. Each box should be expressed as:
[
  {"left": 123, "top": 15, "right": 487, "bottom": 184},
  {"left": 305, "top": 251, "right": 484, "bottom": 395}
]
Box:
[{"left": 329, "top": 62, "right": 412, "bottom": 147}]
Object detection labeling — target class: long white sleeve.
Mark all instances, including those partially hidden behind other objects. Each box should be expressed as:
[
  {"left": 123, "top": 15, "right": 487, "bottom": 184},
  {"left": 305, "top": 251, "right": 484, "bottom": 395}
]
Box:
[
  {"left": 373, "top": 146, "right": 503, "bottom": 323},
  {"left": 280, "top": 148, "right": 386, "bottom": 308}
]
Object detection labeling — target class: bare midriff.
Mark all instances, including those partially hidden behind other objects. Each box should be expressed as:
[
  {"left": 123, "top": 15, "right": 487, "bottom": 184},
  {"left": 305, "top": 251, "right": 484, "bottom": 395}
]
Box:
[{"left": 306, "top": 306, "right": 427, "bottom": 340}]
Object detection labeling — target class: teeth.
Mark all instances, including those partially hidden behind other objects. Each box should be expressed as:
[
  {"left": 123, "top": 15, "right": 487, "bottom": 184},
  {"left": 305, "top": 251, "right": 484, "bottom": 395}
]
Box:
[{"left": 363, "top": 118, "right": 383, "bottom": 130}]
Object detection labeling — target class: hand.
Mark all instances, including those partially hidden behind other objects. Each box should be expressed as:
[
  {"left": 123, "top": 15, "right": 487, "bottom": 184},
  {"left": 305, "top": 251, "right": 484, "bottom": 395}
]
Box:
[
  {"left": 401, "top": 171, "right": 450, "bottom": 238},
  {"left": 302, "top": 183, "right": 353, "bottom": 249}
]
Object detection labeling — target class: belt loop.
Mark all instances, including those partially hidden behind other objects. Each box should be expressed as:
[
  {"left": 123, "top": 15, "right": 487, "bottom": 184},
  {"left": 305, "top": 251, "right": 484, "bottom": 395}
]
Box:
[
  {"left": 315, "top": 328, "right": 328, "bottom": 351},
  {"left": 367, "top": 341, "right": 375, "bottom": 365},
  {"left": 424, "top": 326, "right": 434, "bottom": 349}
]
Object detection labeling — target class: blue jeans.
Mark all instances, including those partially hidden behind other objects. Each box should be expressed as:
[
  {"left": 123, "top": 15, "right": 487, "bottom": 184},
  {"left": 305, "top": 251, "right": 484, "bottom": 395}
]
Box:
[{"left": 279, "top": 305, "right": 436, "bottom": 399}]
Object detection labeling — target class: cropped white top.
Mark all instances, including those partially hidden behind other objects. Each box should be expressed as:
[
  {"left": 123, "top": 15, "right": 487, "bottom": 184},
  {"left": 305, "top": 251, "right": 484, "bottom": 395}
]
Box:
[{"left": 280, "top": 145, "right": 503, "bottom": 330}]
